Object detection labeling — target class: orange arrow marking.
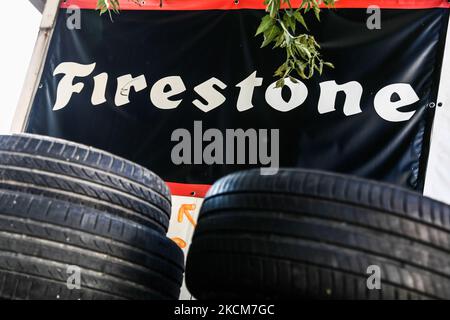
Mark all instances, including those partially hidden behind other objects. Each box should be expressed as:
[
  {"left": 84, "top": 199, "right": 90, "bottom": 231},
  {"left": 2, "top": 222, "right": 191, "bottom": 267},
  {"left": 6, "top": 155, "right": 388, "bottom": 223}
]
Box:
[
  {"left": 171, "top": 237, "right": 187, "bottom": 249},
  {"left": 177, "top": 204, "right": 197, "bottom": 227}
]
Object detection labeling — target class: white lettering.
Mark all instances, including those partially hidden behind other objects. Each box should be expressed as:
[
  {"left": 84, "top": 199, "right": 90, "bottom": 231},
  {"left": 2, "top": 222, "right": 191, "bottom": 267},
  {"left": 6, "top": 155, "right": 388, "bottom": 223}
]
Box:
[
  {"left": 236, "top": 71, "right": 263, "bottom": 112},
  {"left": 265, "top": 77, "right": 308, "bottom": 112},
  {"left": 192, "top": 77, "right": 227, "bottom": 112},
  {"left": 150, "top": 76, "right": 186, "bottom": 109},
  {"left": 115, "top": 74, "right": 147, "bottom": 107},
  {"left": 374, "top": 83, "right": 419, "bottom": 122},
  {"left": 51, "top": 62, "right": 421, "bottom": 123},
  {"left": 53, "top": 62, "right": 96, "bottom": 111},
  {"left": 318, "top": 80, "right": 363, "bottom": 116}
]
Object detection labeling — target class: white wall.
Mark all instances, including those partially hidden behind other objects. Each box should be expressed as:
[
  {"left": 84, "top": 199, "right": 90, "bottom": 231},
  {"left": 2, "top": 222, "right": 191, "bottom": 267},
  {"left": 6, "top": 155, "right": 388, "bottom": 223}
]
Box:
[
  {"left": 424, "top": 16, "right": 450, "bottom": 205},
  {"left": 0, "top": 1, "right": 41, "bottom": 133}
]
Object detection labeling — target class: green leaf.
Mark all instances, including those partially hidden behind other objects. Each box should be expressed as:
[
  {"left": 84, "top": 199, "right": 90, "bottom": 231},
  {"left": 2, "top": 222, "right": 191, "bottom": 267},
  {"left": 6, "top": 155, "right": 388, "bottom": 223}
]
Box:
[
  {"left": 273, "top": 33, "right": 285, "bottom": 48},
  {"left": 276, "top": 78, "right": 285, "bottom": 88},
  {"left": 281, "top": 13, "right": 294, "bottom": 33},
  {"left": 314, "top": 6, "right": 321, "bottom": 21},
  {"left": 298, "top": 46, "right": 311, "bottom": 59},
  {"left": 308, "top": 63, "right": 314, "bottom": 77},
  {"left": 274, "top": 63, "right": 287, "bottom": 77},
  {"left": 269, "top": 0, "right": 279, "bottom": 18},
  {"left": 261, "top": 25, "right": 281, "bottom": 48},
  {"left": 256, "top": 15, "right": 275, "bottom": 36},
  {"left": 293, "top": 11, "right": 308, "bottom": 30}
]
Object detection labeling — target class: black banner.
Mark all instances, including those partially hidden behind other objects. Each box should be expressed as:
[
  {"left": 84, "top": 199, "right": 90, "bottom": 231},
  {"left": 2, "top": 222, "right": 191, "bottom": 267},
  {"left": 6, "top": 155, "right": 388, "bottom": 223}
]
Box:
[{"left": 26, "top": 5, "right": 450, "bottom": 190}]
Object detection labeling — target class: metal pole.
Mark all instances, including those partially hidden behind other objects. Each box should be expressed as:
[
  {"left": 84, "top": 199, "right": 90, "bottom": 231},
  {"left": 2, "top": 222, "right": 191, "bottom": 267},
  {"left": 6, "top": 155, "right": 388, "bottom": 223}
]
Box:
[{"left": 10, "top": 0, "right": 61, "bottom": 133}]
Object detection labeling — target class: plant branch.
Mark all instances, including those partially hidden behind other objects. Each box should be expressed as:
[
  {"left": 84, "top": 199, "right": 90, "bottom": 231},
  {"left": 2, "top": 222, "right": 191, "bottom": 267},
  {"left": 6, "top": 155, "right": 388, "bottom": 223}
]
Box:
[
  {"left": 95, "top": 0, "right": 336, "bottom": 87},
  {"left": 256, "top": 0, "right": 335, "bottom": 87}
]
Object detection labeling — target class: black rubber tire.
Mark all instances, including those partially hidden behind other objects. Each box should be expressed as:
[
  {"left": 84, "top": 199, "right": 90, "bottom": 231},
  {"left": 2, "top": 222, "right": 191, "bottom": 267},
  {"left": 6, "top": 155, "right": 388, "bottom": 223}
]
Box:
[
  {"left": 0, "top": 134, "right": 171, "bottom": 233},
  {"left": 0, "top": 191, "right": 184, "bottom": 300},
  {"left": 186, "top": 169, "right": 450, "bottom": 300}
]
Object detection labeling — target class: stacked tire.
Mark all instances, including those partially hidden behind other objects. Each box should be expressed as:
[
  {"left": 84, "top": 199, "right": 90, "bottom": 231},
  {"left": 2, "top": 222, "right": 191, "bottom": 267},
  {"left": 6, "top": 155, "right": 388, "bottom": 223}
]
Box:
[
  {"left": 186, "top": 169, "right": 450, "bottom": 300},
  {"left": 0, "top": 134, "right": 184, "bottom": 300}
]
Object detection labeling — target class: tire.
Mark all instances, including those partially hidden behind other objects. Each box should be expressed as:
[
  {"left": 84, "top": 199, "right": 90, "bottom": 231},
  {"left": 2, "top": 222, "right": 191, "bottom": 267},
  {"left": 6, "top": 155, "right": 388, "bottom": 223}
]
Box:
[
  {"left": 186, "top": 169, "right": 450, "bottom": 300},
  {"left": 0, "top": 134, "right": 171, "bottom": 233},
  {"left": 0, "top": 190, "right": 184, "bottom": 300}
]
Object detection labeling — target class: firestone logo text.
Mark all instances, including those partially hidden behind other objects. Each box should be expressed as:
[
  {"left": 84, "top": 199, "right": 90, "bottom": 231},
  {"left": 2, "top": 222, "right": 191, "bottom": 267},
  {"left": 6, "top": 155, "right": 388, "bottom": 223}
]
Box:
[{"left": 51, "top": 62, "right": 420, "bottom": 123}]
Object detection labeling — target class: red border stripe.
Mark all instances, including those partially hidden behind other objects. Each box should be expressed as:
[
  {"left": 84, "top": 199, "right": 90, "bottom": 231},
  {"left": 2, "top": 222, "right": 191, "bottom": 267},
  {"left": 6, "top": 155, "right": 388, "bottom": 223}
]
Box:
[
  {"left": 61, "top": 0, "right": 450, "bottom": 10},
  {"left": 166, "top": 182, "right": 211, "bottom": 198}
]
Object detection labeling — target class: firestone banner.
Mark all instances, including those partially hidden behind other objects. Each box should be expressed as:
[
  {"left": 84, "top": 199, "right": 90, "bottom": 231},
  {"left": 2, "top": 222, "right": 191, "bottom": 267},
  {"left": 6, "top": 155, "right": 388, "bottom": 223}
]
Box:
[{"left": 26, "top": 0, "right": 450, "bottom": 192}]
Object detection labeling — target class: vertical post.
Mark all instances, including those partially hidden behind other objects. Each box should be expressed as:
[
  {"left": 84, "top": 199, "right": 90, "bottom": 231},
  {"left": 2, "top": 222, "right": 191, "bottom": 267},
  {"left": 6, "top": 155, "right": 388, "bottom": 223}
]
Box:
[
  {"left": 423, "top": 14, "right": 450, "bottom": 204},
  {"left": 10, "top": 0, "right": 61, "bottom": 133}
]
